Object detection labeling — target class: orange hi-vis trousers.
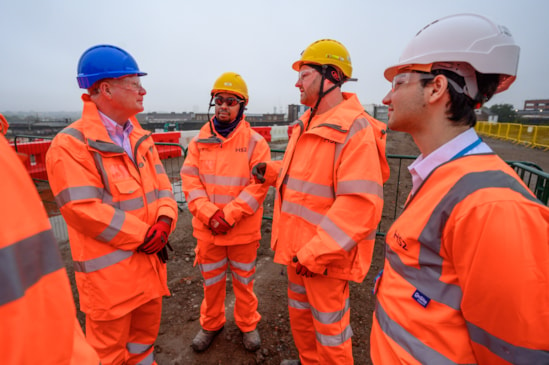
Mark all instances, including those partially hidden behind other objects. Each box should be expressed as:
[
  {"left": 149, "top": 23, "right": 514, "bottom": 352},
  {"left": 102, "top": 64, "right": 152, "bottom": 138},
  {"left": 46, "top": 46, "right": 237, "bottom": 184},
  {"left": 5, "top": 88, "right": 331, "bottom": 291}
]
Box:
[
  {"left": 287, "top": 268, "right": 354, "bottom": 365},
  {"left": 195, "top": 240, "right": 261, "bottom": 332},
  {"left": 85, "top": 298, "right": 162, "bottom": 365}
]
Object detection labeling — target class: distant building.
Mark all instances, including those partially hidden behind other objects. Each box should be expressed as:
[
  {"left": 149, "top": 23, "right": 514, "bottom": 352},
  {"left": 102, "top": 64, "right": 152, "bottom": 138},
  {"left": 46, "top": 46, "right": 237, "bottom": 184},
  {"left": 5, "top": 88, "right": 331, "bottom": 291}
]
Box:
[
  {"left": 287, "top": 104, "right": 308, "bottom": 122},
  {"left": 524, "top": 99, "right": 549, "bottom": 112}
]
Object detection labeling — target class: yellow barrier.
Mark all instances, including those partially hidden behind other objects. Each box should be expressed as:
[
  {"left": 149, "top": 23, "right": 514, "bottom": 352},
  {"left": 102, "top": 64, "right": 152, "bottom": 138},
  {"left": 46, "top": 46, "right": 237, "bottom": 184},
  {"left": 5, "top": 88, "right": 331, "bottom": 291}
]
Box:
[{"left": 476, "top": 121, "right": 549, "bottom": 150}]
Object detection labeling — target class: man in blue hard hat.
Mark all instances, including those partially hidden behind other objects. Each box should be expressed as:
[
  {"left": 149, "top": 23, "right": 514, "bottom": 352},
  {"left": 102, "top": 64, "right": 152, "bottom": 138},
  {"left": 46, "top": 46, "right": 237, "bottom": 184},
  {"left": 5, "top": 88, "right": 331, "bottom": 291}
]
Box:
[{"left": 46, "top": 44, "right": 178, "bottom": 365}]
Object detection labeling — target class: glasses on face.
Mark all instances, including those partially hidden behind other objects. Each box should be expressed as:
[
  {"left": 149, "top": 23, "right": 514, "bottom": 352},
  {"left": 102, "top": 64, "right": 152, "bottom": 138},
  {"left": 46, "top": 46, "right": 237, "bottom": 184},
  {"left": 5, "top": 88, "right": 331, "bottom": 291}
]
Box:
[
  {"left": 297, "top": 69, "right": 317, "bottom": 82},
  {"left": 214, "top": 95, "right": 243, "bottom": 107},
  {"left": 110, "top": 78, "right": 144, "bottom": 92},
  {"left": 391, "top": 72, "right": 434, "bottom": 92}
]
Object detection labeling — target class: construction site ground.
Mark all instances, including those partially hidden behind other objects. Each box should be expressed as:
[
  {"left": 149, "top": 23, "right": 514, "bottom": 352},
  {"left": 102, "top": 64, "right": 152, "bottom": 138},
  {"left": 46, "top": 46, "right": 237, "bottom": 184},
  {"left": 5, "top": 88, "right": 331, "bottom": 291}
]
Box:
[{"left": 59, "top": 131, "right": 549, "bottom": 365}]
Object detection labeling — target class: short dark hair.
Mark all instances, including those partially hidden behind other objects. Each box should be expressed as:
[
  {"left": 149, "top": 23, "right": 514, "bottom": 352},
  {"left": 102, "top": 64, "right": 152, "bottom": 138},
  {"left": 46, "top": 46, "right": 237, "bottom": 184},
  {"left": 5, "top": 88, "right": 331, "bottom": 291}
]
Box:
[{"left": 421, "top": 70, "right": 500, "bottom": 128}]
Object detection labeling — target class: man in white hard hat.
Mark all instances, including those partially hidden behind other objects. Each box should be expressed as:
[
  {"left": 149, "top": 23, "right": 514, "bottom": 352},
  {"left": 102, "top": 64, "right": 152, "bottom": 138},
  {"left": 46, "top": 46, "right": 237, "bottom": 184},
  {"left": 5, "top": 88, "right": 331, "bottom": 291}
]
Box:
[{"left": 370, "top": 13, "right": 549, "bottom": 364}]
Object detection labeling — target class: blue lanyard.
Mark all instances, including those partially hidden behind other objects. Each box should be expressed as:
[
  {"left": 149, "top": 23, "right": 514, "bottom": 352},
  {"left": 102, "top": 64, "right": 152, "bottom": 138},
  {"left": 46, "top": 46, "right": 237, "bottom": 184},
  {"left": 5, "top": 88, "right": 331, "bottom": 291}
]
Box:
[{"left": 451, "top": 137, "right": 482, "bottom": 160}]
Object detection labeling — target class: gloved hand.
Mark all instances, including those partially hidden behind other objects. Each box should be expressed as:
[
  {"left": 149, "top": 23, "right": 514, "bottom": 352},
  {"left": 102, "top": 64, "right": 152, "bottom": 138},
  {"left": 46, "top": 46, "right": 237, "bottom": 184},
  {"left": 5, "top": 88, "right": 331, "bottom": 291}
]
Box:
[
  {"left": 293, "top": 256, "right": 315, "bottom": 278},
  {"left": 139, "top": 221, "right": 171, "bottom": 254},
  {"left": 209, "top": 210, "right": 232, "bottom": 235},
  {"left": 157, "top": 242, "right": 174, "bottom": 263},
  {"left": 251, "top": 162, "right": 266, "bottom": 183}
]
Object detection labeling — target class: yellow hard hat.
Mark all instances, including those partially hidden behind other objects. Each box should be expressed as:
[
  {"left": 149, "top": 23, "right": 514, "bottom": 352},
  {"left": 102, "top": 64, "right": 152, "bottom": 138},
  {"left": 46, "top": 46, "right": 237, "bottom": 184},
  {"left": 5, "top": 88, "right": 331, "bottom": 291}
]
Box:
[
  {"left": 211, "top": 72, "right": 249, "bottom": 104},
  {"left": 292, "top": 39, "right": 353, "bottom": 78}
]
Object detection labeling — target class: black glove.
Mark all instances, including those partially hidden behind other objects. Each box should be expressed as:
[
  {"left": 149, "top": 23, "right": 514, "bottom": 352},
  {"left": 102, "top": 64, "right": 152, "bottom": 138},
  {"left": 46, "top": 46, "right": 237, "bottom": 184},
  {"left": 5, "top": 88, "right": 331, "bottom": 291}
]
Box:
[
  {"left": 157, "top": 242, "right": 174, "bottom": 263},
  {"left": 252, "top": 162, "right": 266, "bottom": 183}
]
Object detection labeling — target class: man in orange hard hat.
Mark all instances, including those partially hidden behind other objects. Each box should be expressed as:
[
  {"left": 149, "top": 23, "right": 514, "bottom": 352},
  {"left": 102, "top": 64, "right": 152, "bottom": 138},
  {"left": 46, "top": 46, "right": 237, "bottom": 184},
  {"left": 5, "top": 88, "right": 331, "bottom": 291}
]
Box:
[
  {"left": 181, "top": 72, "right": 271, "bottom": 353},
  {"left": 371, "top": 13, "right": 549, "bottom": 364},
  {"left": 0, "top": 113, "right": 100, "bottom": 364},
  {"left": 46, "top": 45, "right": 178, "bottom": 365},
  {"left": 253, "top": 39, "right": 390, "bottom": 365}
]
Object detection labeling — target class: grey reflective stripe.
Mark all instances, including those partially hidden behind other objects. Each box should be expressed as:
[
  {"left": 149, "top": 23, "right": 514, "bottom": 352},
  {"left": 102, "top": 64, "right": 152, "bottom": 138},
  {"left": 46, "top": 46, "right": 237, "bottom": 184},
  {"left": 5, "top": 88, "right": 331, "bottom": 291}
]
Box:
[
  {"left": 181, "top": 165, "right": 199, "bottom": 176},
  {"left": 210, "top": 194, "right": 234, "bottom": 205},
  {"left": 88, "top": 139, "right": 125, "bottom": 154},
  {"left": 158, "top": 189, "right": 174, "bottom": 199},
  {"left": 188, "top": 189, "right": 207, "bottom": 202},
  {"left": 316, "top": 324, "right": 353, "bottom": 347},
  {"left": 229, "top": 259, "right": 255, "bottom": 272},
  {"left": 247, "top": 132, "right": 262, "bottom": 161},
  {"left": 55, "top": 186, "right": 103, "bottom": 208},
  {"left": 232, "top": 271, "right": 255, "bottom": 285},
  {"left": 201, "top": 174, "right": 249, "bottom": 187},
  {"left": 286, "top": 176, "right": 334, "bottom": 199},
  {"left": 199, "top": 258, "right": 228, "bottom": 273},
  {"left": 334, "top": 117, "right": 370, "bottom": 164},
  {"left": 96, "top": 209, "right": 125, "bottom": 242},
  {"left": 319, "top": 216, "right": 357, "bottom": 252},
  {"left": 311, "top": 298, "right": 350, "bottom": 325},
  {"left": 237, "top": 190, "right": 260, "bottom": 212},
  {"left": 136, "top": 351, "right": 154, "bottom": 365},
  {"left": 197, "top": 136, "right": 222, "bottom": 144},
  {"left": 337, "top": 179, "right": 383, "bottom": 199},
  {"left": 0, "top": 230, "right": 63, "bottom": 306},
  {"left": 155, "top": 163, "right": 166, "bottom": 175},
  {"left": 59, "top": 127, "right": 85, "bottom": 142},
  {"left": 127, "top": 342, "right": 152, "bottom": 354},
  {"left": 282, "top": 200, "right": 324, "bottom": 226},
  {"left": 92, "top": 151, "right": 111, "bottom": 195},
  {"left": 204, "top": 271, "right": 226, "bottom": 286},
  {"left": 289, "top": 298, "right": 310, "bottom": 310},
  {"left": 395, "top": 170, "right": 538, "bottom": 310},
  {"left": 289, "top": 282, "right": 306, "bottom": 295},
  {"left": 375, "top": 301, "right": 460, "bottom": 365},
  {"left": 467, "top": 321, "right": 549, "bottom": 364},
  {"left": 386, "top": 245, "right": 462, "bottom": 310},
  {"left": 73, "top": 249, "right": 133, "bottom": 273},
  {"left": 101, "top": 191, "right": 144, "bottom": 211}
]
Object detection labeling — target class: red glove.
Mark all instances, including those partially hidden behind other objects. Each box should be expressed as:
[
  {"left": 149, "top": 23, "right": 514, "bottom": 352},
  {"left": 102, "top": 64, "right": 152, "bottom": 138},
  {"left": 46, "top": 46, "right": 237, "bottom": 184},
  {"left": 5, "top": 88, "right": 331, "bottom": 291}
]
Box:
[
  {"left": 209, "top": 210, "right": 232, "bottom": 235},
  {"left": 293, "top": 256, "right": 315, "bottom": 278},
  {"left": 139, "top": 221, "right": 171, "bottom": 254}
]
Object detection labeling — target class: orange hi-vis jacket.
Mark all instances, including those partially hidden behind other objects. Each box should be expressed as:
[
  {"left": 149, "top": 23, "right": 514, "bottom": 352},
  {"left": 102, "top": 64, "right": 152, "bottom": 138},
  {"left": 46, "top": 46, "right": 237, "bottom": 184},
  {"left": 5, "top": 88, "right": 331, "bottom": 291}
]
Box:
[
  {"left": 264, "top": 93, "right": 390, "bottom": 282},
  {"left": 371, "top": 154, "right": 549, "bottom": 365},
  {"left": 181, "top": 118, "right": 271, "bottom": 245},
  {"left": 46, "top": 94, "right": 178, "bottom": 321},
  {"left": 0, "top": 134, "right": 99, "bottom": 364}
]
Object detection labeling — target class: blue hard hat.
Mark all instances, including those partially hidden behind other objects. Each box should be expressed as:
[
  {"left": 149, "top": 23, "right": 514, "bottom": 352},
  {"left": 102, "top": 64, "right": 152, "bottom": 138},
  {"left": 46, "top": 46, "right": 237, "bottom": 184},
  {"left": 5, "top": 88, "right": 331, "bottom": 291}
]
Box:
[{"left": 76, "top": 44, "right": 147, "bottom": 89}]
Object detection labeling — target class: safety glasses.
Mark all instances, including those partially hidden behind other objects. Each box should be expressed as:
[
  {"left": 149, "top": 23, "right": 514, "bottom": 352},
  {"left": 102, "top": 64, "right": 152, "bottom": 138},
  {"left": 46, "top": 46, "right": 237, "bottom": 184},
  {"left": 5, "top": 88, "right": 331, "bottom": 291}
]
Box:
[
  {"left": 392, "top": 72, "right": 434, "bottom": 92},
  {"left": 214, "top": 95, "right": 243, "bottom": 107}
]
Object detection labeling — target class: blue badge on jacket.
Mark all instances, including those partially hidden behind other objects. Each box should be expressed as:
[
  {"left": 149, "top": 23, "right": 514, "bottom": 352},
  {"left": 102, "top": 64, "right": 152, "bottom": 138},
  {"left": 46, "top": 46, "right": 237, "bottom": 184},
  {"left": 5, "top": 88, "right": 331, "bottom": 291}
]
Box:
[{"left": 412, "top": 289, "right": 430, "bottom": 308}]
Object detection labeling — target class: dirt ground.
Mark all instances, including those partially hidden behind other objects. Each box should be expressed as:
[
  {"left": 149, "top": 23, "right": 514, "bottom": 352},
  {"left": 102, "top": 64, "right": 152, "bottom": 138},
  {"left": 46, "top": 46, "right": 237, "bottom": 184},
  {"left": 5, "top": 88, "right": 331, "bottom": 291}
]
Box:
[{"left": 60, "top": 130, "right": 548, "bottom": 365}]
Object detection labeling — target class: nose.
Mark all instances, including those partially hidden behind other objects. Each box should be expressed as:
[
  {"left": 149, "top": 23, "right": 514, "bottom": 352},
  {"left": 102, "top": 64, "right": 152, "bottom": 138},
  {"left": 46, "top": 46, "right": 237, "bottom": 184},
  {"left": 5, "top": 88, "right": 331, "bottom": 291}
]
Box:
[{"left": 382, "top": 90, "right": 392, "bottom": 106}]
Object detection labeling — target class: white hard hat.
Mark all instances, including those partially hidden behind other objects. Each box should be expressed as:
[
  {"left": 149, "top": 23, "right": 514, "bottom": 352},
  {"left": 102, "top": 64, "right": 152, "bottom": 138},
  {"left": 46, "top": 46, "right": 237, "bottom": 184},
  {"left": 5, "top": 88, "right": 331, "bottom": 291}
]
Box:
[{"left": 384, "top": 13, "right": 520, "bottom": 98}]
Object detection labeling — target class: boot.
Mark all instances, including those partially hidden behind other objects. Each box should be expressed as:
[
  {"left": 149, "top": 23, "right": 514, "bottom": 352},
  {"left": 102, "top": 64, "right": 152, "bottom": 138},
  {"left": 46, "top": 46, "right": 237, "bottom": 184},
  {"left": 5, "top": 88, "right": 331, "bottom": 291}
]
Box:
[
  {"left": 242, "top": 328, "right": 261, "bottom": 352},
  {"left": 190, "top": 326, "right": 223, "bottom": 352},
  {"left": 280, "top": 360, "right": 301, "bottom": 365}
]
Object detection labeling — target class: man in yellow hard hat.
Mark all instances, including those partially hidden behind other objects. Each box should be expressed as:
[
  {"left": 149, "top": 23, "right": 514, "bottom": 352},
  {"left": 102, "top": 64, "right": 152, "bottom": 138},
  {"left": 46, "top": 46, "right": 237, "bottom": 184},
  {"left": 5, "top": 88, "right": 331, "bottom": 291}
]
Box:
[
  {"left": 253, "top": 39, "right": 390, "bottom": 364},
  {"left": 181, "top": 72, "right": 271, "bottom": 353}
]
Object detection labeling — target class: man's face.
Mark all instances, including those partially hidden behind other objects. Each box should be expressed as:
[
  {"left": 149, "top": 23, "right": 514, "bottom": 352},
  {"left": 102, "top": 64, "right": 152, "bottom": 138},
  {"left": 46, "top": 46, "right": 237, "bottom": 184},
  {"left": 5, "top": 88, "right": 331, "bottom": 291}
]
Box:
[
  {"left": 295, "top": 65, "right": 321, "bottom": 107},
  {"left": 214, "top": 92, "right": 242, "bottom": 123},
  {"left": 106, "top": 75, "right": 146, "bottom": 120},
  {"left": 383, "top": 72, "right": 430, "bottom": 133}
]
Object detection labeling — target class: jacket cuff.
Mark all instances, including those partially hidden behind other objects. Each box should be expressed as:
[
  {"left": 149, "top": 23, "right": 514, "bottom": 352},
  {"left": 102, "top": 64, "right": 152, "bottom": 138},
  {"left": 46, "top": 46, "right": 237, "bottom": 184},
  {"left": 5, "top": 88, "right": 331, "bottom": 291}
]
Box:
[
  {"left": 222, "top": 205, "right": 241, "bottom": 226},
  {"left": 297, "top": 246, "right": 327, "bottom": 275}
]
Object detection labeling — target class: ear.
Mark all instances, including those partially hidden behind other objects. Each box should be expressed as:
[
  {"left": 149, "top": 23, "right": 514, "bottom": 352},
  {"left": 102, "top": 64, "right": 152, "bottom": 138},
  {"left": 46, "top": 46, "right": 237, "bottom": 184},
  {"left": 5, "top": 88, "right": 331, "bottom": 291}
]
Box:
[
  {"left": 426, "top": 74, "right": 448, "bottom": 104},
  {"left": 98, "top": 81, "right": 113, "bottom": 99}
]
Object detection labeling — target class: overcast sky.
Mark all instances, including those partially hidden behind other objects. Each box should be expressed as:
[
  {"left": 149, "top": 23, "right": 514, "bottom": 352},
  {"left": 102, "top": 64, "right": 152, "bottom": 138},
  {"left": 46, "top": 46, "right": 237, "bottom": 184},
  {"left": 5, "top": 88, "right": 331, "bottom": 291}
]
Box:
[{"left": 1, "top": 0, "right": 548, "bottom": 115}]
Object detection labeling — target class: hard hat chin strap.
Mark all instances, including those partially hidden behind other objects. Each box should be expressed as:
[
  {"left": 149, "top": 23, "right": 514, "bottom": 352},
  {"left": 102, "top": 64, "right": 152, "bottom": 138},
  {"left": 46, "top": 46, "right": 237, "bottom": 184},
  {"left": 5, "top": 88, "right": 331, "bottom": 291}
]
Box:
[{"left": 306, "top": 65, "right": 342, "bottom": 129}]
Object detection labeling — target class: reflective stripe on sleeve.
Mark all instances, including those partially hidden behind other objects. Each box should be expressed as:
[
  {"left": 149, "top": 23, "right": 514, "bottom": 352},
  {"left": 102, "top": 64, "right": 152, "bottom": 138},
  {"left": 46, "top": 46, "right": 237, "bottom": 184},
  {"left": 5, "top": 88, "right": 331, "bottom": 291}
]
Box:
[
  {"left": 0, "top": 229, "right": 63, "bottom": 306},
  {"left": 73, "top": 249, "right": 133, "bottom": 273}
]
